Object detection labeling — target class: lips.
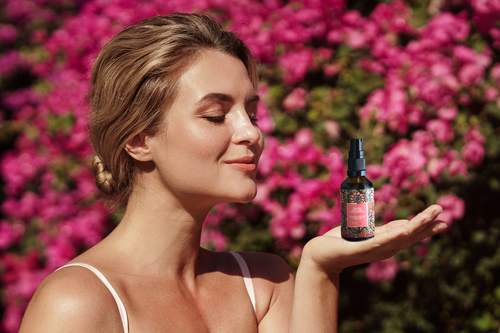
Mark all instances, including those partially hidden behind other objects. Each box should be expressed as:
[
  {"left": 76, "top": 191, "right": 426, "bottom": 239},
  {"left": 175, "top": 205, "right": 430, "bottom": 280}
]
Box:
[{"left": 225, "top": 156, "right": 257, "bottom": 172}]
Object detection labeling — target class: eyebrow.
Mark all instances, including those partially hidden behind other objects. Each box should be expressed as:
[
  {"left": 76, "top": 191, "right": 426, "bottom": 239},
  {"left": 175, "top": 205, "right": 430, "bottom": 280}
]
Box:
[{"left": 196, "top": 93, "right": 260, "bottom": 105}]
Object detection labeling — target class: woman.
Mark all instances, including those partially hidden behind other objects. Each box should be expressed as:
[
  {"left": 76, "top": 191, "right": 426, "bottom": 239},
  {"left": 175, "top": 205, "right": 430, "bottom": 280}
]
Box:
[{"left": 19, "top": 13, "right": 447, "bottom": 332}]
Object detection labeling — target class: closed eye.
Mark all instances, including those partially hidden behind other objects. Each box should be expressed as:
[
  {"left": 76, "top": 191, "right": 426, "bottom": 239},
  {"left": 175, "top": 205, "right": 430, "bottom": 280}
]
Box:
[{"left": 203, "top": 116, "right": 225, "bottom": 124}]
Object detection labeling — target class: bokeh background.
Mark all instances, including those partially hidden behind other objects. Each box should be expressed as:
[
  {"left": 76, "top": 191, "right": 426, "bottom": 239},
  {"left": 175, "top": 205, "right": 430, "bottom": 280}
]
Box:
[{"left": 1, "top": 0, "right": 499, "bottom": 332}]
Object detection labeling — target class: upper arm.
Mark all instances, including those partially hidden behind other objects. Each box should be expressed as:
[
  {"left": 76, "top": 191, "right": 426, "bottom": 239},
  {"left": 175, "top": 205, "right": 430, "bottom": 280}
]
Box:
[
  {"left": 240, "top": 252, "right": 295, "bottom": 333},
  {"left": 19, "top": 267, "right": 123, "bottom": 333}
]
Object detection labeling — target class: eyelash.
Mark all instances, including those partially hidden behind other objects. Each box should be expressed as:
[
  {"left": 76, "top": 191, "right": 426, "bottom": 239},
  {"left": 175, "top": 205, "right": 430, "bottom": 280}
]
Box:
[
  {"left": 203, "top": 116, "right": 259, "bottom": 124},
  {"left": 204, "top": 116, "right": 225, "bottom": 124}
]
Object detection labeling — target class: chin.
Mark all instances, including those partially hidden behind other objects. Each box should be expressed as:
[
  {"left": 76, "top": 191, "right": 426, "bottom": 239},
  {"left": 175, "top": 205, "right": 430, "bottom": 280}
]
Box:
[
  {"left": 235, "top": 195, "right": 256, "bottom": 204},
  {"left": 226, "top": 187, "right": 257, "bottom": 204}
]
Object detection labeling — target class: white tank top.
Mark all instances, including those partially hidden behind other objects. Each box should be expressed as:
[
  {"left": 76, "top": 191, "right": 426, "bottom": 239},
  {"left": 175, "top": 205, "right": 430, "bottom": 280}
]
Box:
[{"left": 55, "top": 252, "right": 256, "bottom": 333}]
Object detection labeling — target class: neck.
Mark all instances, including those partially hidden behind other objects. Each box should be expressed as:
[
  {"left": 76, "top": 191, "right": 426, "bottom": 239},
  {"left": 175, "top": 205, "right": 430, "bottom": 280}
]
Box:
[{"left": 103, "top": 182, "right": 215, "bottom": 279}]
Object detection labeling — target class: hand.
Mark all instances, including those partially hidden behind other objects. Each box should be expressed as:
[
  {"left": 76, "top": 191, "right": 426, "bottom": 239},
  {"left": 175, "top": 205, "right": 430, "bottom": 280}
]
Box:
[{"left": 300, "top": 204, "right": 447, "bottom": 279}]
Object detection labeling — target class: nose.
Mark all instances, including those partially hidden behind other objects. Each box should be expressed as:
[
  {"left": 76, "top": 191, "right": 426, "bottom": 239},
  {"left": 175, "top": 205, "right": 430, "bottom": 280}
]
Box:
[{"left": 232, "top": 112, "right": 261, "bottom": 146}]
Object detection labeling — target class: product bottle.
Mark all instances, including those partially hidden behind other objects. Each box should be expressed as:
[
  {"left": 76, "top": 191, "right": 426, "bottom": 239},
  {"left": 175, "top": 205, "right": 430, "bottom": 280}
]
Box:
[{"left": 341, "top": 138, "right": 375, "bottom": 241}]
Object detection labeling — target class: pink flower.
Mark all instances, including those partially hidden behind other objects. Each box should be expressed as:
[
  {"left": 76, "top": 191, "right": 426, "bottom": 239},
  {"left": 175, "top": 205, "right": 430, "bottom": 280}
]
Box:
[
  {"left": 437, "top": 194, "right": 465, "bottom": 228},
  {"left": 375, "top": 184, "right": 398, "bottom": 206},
  {"left": 464, "top": 127, "right": 485, "bottom": 144},
  {"left": 282, "top": 87, "right": 308, "bottom": 112},
  {"left": 43, "top": 236, "right": 77, "bottom": 270},
  {"left": 2, "top": 88, "right": 39, "bottom": 111},
  {"left": 431, "top": 62, "right": 451, "bottom": 77},
  {"left": 254, "top": 183, "right": 272, "bottom": 204},
  {"left": 490, "top": 63, "right": 500, "bottom": 82},
  {"left": 64, "top": 204, "right": 107, "bottom": 248},
  {"left": 324, "top": 120, "right": 340, "bottom": 138},
  {"left": 323, "top": 63, "right": 341, "bottom": 77},
  {"left": 295, "top": 129, "right": 314, "bottom": 149},
  {"left": 278, "top": 48, "right": 314, "bottom": 84},
  {"left": 256, "top": 84, "right": 274, "bottom": 133},
  {"left": 427, "top": 157, "right": 449, "bottom": 179},
  {"left": 0, "top": 50, "right": 28, "bottom": 76},
  {"left": 298, "top": 178, "right": 324, "bottom": 199},
  {"left": 419, "top": 13, "right": 469, "bottom": 46},
  {"left": 342, "top": 10, "right": 364, "bottom": 26},
  {"left": 315, "top": 205, "right": 341, "bottom": 235},
  {"left": 0, "top": 24, "right": 17, "bottom": 43},
  {"left": 485, "top": 87, "right": 498, "bottom": 101},
  {"left": 417, "top": 79, "right": 444, "bottom": 106},
  {"left": 201, "top": 229, "right": 227, "bottom": 251},
  {"left": 31, "top": 29, "right": 47, "bottom": 43},
  {"left": 366, "top": 164, "right": 388, "bottom": 180},
  {"left": 366, "top": 258, "right": 399, "bottom": 283},
  {"left": 453, "top": 45, "right": 478, "bottom": 63},
  {"left": 426, "top": 119, "right": 454, "bottom": 142},
  {"left": 1, "top": 306, "right": 24, "bottom": 333},
  {"left": 1, "top": 151, "right": 47, "bottom": 196},
  {"left": 2, "top": 254, "right": 48, "bottom": 301},
  {"left": 345, "top": 28, "right": 367, "bottom": 49},
  {"left": 471, "top": 0, "right": 500, "bottom": 33},
  {"left": 383, "top": 139, "right": 428, "bottom": 188},
  {"left": 458, "top": 62, "right": 484, "bottom": 85},
  {"left": 289, "top": 223, "right": 306, "bottom": 239},
  {"left": 462, "top": 141, "right": 485, "bottom": 165},
  {"left": 318, "top": 47, "right": 333, "bottom": 60},
  {"left": 437, "top": 106, "right": 458, "bottom": 121},
  {"left": 359, "top": 57, "right": 385, "bottom": 74},
  {"left": 459, "top": 95, "right": 471, "bottom": 105},
  {"left": 327, "top": 29, "right": 343, "bottom": 44},
  {"left": 441, "top": 74, "right": 460, "bottom": 92},
  {"left": 277, "top": 141, "right": 300, "bottom": 160},
  {"left": 449, "top": 159, "right": 469, "bottom": 177},
  {"left": 406, "top": 104, "right": 426, "bottom": 126},
  {"left": 1, "top": 192, "right": 38, "bottom": 220},
  {"left": 370, "top": 0, "right": 413, "bottom": 34},
  {"left": 257, "top": 102, "right": 274, "bottom": 133},
  {"left": 0, "top": 221, "right": 24, "bottom": 250},
  {"left": 257, "top": 137, "right": 281, "bottom": 176}
]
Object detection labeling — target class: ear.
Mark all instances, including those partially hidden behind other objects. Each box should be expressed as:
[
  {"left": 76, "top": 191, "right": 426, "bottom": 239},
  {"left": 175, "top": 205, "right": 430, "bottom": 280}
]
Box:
[{"left": 124, "top": 133, "right": 153, "bottom": 162}]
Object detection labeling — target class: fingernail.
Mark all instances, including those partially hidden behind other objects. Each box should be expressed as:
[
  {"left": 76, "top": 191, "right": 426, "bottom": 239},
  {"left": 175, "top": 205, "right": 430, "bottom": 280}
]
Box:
[
  {"left": 432, "top": 209, "right": 442, "bottom": 219},
  {"left": 434, "top": 223, "right": 447, "bottom": 233}
]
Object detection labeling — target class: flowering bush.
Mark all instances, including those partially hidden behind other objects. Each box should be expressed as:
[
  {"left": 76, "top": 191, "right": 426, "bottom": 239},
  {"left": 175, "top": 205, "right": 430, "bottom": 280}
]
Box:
[{"left": 1, "top": 0, "right": 500, "bottom": 331}]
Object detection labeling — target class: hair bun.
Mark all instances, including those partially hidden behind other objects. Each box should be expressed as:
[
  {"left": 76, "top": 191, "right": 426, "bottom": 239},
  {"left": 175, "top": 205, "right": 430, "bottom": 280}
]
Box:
[{"left": 92, "top": 155, "right": 117, "bottom": 196}]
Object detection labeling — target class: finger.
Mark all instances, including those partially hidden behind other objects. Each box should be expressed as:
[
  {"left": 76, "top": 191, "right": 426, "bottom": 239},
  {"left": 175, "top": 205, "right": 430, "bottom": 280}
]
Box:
[
  {"left": 359, "top": 218, "right": 442, "bottom": 260},
  {"left": 375, "top": 220, "right": 408, "bottom": 234},
  {"left": 376, "top": 219, "right": 447, "bottom": 255},
  {"left": 404, "top": 220, "right": 448, "bottom": 247},
  {"left": 405, "top": 204, "right": 443, "bottom": 233}
]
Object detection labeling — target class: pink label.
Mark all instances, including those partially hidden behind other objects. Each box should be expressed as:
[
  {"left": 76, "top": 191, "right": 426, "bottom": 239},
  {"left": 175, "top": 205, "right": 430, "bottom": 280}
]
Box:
[{"left": 347, "top": 203, "right": 368, "bottom": 227}]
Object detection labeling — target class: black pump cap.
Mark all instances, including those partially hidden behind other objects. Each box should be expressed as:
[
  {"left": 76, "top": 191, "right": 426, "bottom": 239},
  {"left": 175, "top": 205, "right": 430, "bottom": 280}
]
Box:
[{"left": 347, "top": 138, "right": 366, "bottom": 177}]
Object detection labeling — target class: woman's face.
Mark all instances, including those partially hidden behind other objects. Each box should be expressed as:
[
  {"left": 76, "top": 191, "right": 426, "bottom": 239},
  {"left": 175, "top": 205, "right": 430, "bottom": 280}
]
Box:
[{"left": 147, "top": 50, "right": 264, "bottom": 207}]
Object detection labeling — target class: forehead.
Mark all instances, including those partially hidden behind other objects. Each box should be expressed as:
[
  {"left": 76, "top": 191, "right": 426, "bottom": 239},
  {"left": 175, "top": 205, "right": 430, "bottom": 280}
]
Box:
[{"left": 176, "top": 50, "right": 256, "bottom": 103}]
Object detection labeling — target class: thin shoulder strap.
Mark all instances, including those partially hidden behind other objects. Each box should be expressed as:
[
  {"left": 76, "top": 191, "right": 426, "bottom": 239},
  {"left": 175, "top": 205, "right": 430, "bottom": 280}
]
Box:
[
  {"left": 230, "top": 252, "right": 256, "bottom": 313},
  {"left": 55, "top": 263, "right": 129, "bottom": 333}
]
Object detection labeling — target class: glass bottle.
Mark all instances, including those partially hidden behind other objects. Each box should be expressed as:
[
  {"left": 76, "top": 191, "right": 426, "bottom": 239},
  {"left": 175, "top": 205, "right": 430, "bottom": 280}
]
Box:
[{"left": 340, "top": 139, "right": 375, "bottom": 241}]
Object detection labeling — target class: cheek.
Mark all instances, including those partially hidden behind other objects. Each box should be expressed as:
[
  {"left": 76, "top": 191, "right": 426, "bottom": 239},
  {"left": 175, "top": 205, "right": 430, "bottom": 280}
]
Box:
[
  {"left": 191, "top": 126, "right": 229, "bottom": 160},
  {"left": 168, "top": 123, "right": 228, "bottom": 166},
  {"left": 157, "top": 124, "right": 229, "bottom": 194}
]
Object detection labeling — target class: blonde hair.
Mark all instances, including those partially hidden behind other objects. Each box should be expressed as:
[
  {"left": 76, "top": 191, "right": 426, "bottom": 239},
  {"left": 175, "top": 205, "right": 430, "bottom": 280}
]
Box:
[{"left": 89, "top": 13, "right": 258, "bottom": 202}]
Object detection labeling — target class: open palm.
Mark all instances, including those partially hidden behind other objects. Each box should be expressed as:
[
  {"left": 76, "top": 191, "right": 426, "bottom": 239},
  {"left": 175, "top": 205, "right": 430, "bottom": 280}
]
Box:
[{"left": 301, "top": 205, "right": 447, "bottom": 277}]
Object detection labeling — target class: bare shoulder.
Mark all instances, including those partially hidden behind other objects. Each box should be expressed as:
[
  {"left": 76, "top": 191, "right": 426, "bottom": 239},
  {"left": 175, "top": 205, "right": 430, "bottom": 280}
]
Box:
[
  {"left": 20, "top": 265, "right": 123, "bottom": 333},
  {"left": 236, "top": 251, "right": 294, "bottom": 283}
]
